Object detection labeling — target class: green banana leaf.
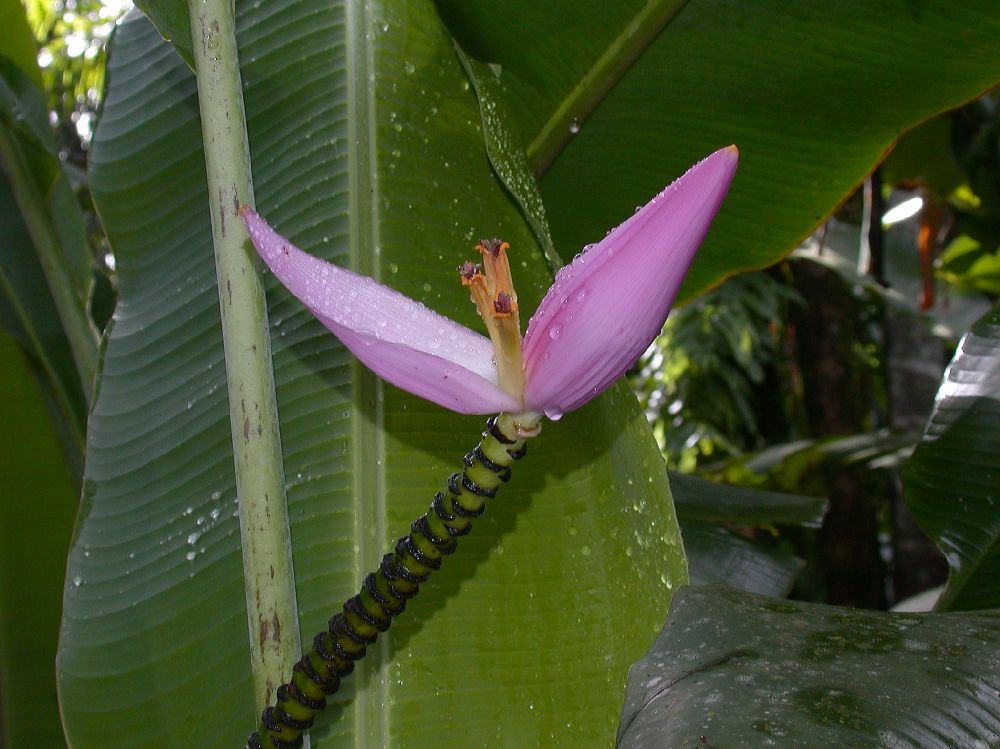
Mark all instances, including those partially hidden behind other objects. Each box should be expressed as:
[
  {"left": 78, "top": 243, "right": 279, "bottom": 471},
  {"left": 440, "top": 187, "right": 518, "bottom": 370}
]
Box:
[
  {"left": 681, "top": 522, "right": 803, "bottom": 598},
  {"left": 669, "top": 471, "right": 827, "bottom": 528},
  {"left": 618, "top": 585, "right": 1000, "bottom": 748},
  {"left": 905, "top": 305, "right": 1000, "bottom": 611},
  {"left": 0, "top": 333, "right": 75, "bottom": 749},
  {"left": 669, "top": 473, "right": 822, "bottom": 598},
  {"left": 57, "top": 5, "right": 685, "bottom": 747},
  {"left": 436, "top": 0, "right": 1000, "bottom": 300},
  {"left": 0, "top": 168, "right": 86, "bottom": 482},
  {"left": 0, "top": 0, "right": 95, "bottom": 476}
]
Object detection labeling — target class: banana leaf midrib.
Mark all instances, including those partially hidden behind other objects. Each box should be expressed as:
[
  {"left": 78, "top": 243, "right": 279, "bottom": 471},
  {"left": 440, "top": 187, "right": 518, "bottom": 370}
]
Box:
[{"left": 344, "top": 1, "right": 391, "bottom": 745}]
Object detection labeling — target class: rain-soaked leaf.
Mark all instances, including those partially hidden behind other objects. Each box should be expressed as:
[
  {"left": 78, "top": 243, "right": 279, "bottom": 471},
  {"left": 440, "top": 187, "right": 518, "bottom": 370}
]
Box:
[
  {"left": 618, "top": 585, "right": 1000, "bottom": 748},
  {"left": 905, "top": 304, "right": 1000, "bottom": 611}
]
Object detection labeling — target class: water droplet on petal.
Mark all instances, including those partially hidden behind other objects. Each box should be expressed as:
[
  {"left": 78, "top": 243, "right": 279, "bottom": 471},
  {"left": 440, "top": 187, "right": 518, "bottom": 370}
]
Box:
[
  {"left": 544, "top": 407, "right": 563, "bottom": 421},
  {"left": 548, "top": 325, "right": 562, "bottom": 340}
]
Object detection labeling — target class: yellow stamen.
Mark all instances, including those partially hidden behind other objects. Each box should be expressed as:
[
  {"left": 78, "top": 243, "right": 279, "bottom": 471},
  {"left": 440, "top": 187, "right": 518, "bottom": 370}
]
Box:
[{"left": 459, "top": 239, "right": 525, "bottom": 402}]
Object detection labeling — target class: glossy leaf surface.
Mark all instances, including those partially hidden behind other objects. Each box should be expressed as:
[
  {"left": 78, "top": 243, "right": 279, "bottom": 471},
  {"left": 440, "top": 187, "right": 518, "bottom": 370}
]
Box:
[
  {"left": 618, "top": 585, "right": 1000, "bottom": 748},
  {"left": 682, "top": 522, "right": 801, "bottom": 598},
  {"left": 438, "top": 0, "right": 1000, "bottom": 301},
  {"left": 905, "top": 305, "right": 1000, "bottom": 611}
]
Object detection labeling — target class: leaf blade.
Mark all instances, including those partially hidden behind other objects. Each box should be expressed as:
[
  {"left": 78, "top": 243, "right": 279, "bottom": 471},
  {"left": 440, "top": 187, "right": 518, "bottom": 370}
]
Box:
[
  {"left": 904, "top": 305, "right": 1000, "bottom": 611},
  {"left": 618, "top": 585, "right": 1000, "bottom": 748}
]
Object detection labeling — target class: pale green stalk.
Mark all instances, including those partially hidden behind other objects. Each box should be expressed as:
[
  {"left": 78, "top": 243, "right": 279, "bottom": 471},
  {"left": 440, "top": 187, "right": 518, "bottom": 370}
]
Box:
[
  {"left": 526, "top": 0, "right": 688, "bottom": 177},
  {"left": 186, "top": 0, "right": 303, "bottom": 730}
]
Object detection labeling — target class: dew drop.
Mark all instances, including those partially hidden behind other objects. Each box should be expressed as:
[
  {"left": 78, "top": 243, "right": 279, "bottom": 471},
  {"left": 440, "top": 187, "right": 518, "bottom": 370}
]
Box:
[
  {"left": 544, "top": 407, "right": 563, "bottom": 421},
  {"left": 548, "top": 325, "right": 562, "bottom": 340},
  {"left": 569, "top": 119, "right": 580, "bottom": 134}
]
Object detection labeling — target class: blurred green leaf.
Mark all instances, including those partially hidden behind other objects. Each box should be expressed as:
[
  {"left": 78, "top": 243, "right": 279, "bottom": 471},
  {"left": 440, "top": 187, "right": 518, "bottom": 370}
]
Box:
[
  {"left": 682, "top": 523, "right": 802, "bottom": 598},
  {"left": 905, "top": 304, "right": 1000, "bottom": 611},
  {"left": 0, "top": 0, "right": 43, "bottom": 87},
  {"left": 0, "top": 333, "right": 75, "bottom": 749},
  {"left": 938, "top": 235, "right": 1000, "bottom": 294},
  {"left": 0, "top": 3, "right": 94, "bottom": 480},
  {"left": 0, "top": 49, "right": 97, "bottom": 407},
  {"left": 439, "top": 1, "right": 1000, "bottom": 301},
  {"left": 670, "top": 471, "right": 827, "bottom": 528},
  {"left": 57, "top": 7, "right": 686, "bottom": 747},
  {"left": 727, "top": 430, "right": 919, "bottom": 492},
  {"left": 618, "top": 585, "right": 1000, "bottom": 748},
  {"left": 881, "top": 114, "right": 966, "bottom": 200},
  {"left": 0, "top": 170, "right": 85, "bottom": 481}
]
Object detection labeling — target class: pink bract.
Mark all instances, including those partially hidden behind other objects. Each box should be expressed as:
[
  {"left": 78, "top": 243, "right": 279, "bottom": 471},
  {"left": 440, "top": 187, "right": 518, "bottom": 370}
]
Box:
[
  {"left": 521, "top": 146, "right": 738, "bottom": 417},
  {"left": 240, "top": 145, "right": 738, "bottom": 419}
]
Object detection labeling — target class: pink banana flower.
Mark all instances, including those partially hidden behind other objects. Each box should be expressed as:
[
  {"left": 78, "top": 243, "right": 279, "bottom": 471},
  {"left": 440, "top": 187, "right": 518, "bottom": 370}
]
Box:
[{"left": 241, "top": 146, "right": 738, "bottom": 428}]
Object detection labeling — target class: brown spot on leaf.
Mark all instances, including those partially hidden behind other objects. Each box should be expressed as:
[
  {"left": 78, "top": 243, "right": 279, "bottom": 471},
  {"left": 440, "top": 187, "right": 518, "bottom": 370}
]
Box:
[
  {"left": 272, "top": 612, "right": 281, "bottom": 642},
  {"left": 244, "top": 418, "right": 251, "bottom": 442}
]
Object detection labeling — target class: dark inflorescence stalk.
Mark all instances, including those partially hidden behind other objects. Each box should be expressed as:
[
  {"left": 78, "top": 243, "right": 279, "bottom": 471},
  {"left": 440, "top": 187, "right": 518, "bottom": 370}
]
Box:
[{"left": 247, "top": 414, "right": 528, "bottom": 749}]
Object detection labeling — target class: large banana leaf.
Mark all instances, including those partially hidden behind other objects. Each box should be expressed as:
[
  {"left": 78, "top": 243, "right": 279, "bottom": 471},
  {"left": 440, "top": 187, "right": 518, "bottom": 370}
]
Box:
[
  {"left": 57, "top": 5, "right": 685, "bottom": 747},
  {"left": 618, "top": 585, "right": 1000, "bottom": 748},
  {"left": 904, "top": 305, "right": 1000, "bottom": 611},
  {"left": 437, "top": 0, "right": 1000, "bottom": 299}
]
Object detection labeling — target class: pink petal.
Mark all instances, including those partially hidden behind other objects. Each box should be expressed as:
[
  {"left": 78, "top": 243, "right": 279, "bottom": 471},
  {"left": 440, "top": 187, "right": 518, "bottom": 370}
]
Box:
[
  {"left": 242, "top": 208, "right": 520, "bottom": 415},
  {"left": 521, "top": 146, "right": 738, "bottom": 417}
]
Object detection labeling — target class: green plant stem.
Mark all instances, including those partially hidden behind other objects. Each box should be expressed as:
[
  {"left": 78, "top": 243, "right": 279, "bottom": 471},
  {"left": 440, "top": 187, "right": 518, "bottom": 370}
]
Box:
[
  {"left": 0, "top": 127, "right": 98, "bottom": 403},
  {"left": 526, "top": 0, "right": 688, "bottom": 178},
  {"left": 186, "top": 0, "right": 302, "bottom": 723},
  {"left": 248, "top": 414, "right": 532, "bottom": 749}
]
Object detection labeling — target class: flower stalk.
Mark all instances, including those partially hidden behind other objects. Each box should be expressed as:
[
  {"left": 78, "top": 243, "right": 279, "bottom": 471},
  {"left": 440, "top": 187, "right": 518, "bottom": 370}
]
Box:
[{"left": 248, "top": 415, "right": 530, "bottom": 749}]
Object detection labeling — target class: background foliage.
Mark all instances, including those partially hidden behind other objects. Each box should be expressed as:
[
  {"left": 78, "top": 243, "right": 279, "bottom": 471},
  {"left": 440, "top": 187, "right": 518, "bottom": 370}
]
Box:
[{"left": 2, "top": 1, "right": 1000, "bottom": 748}]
